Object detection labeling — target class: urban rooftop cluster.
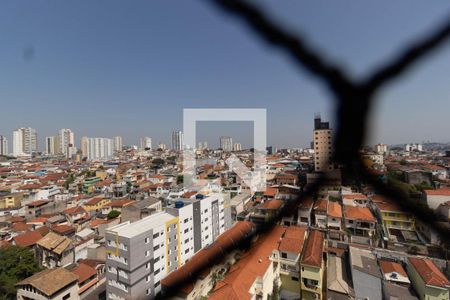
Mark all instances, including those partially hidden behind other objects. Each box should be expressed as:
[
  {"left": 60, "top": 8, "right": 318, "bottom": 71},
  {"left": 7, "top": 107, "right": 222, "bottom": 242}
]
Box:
[{"left": 0, "top": 115, "right": 449, "bottom": 300}]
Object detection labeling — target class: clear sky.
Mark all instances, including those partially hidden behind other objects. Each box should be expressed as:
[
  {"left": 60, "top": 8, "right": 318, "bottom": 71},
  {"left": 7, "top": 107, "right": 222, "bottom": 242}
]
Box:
[{"left": 1, "top": 1, "right": 450, "bottom": 150}]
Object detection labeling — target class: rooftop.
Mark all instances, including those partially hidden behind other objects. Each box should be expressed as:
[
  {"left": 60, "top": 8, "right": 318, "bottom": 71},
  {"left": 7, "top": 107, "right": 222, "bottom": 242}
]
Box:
[{"left": 15, "top": 268, "right": 78, "bottom": 297}]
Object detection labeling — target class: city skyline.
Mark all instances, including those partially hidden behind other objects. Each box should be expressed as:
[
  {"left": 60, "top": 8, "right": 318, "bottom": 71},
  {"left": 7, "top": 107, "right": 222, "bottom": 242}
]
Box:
[{"left": 1, "top": 1, "right": 450, "bottom": 149}]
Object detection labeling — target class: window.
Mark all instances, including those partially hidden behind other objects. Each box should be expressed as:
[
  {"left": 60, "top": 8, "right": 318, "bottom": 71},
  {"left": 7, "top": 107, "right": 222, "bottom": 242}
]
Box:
[
  {"left": 184, "top": 218, "right": 188, "bottom": 223},
  {"left": 291, "top": 276, "right": 299, "bottom": 281},
  {"left": 145, "top": 250, "right": 150, "bottom": 257},
  {"left": 146, "top": 275, "right": 151, "bottom": 282},
  {"left": 146, "top": 288, "right": 151, "bottom": 295},
  {"left": 184, "top": 238, "right": 189, "bottom": 244},
  {"left": 153, "top": 244, "right": 160, "bottom": 251},
  {"left": 154, "top": 268, "right": 160, "bottom": 275},
  {"left": 281, "top": 252, "right": 287, "bottom": 259},
  {"left": 153, "top": 232, "right": 159, "bottom": 239},
  {"left": 62, "top": 293, "right": 71, "bottom": 300},
  {"left": 154, "top": 256, "right": 160, "bottom": 263},
  {"left": 145, "top": 237, "right": 150, "bottom": 244},
  {"left": 184, "top": 228, "right": 189, "bottom": 234},
  {"left": 155, "top": 281, "right": 160, "bottom": 287},
  {"left": 185, "top": 248, "right": 189, "bottom": 254},
  {"left": 146, "top": 262, "right": 151, "bottom": 269}
]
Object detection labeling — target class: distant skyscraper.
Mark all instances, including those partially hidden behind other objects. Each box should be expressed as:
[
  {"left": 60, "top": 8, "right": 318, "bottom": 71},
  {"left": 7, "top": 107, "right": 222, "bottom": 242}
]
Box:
[
  {"left": 220, "top": 136, "right": 233, "bottom": 151},
  {"left": 45, "top": 136, "right": 57, "bottom": 155},
  {"left": 13, "top": 127, "right": 37, "bottom": 157},
  {"left": 139, "top": 137, "right": 152, "bottom": 150},
  {"left": 172, "top": 130, "right": 183, "bottom": 151},
  {"left": 81, "top": 136, "right": 113, "bottom": 160},
  {"left": 233, "top": 143, "right": 242, "bottom": 151},
  {"left": 0, "top": 135, "right": 8, "bottom": 156},
  {"left": 375, "top": 143, "right": 388, "bottom": 154},
  {"left": 113, "top": 136, "right": 123, "bottom": 152},
  {"left": 57, "top": 128, "right": 75, "bottom": 156},
  {"left": 158, "top": 143, "right": 167, "bottom": 150},
  {"left": 313, "top": 114, "right": 333, "bottom": 172}
]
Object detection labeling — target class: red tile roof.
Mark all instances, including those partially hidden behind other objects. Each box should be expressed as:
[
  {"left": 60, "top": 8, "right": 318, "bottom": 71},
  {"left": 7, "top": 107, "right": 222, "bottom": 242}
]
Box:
[
  {"left": 408, "top": 257, "right": 450, "bottom": 288},
  {"left": 327, "top": 202, "right": 342, "bottom": 218},
  {"left": 72, "top": 263, "right": 97, "bottom": 283},
  {"left": 161, "top": 221, "right": 256, "bottom": 295},
  {"left": 278, "top": 226, "right": 307, "bottom": 254},
  {"left": 13, "top": 228, "right": 49, "bottom": 247},
  {"left": 260, "top": 199, "right": 283, "bottom": 210},
  {"left": 379, "top": 260, "right": 408, "bottom": 277},
  {"left": 424, "top": 188, "right": 450, "bottom": 196},
  {"left": 209, "top": 226, "right": 285, "bottom": 300},
  {"left": 26, "top": 200, "right": 49, "bottom": 207},
  {"left": 64, "top": 206, "right": 87, "bottom": 215},
  {"left": 314, "top": 199, "right": 328, "bottom": 212},
  {"left": 344, "top": 205, "right": 376, "bottom": 222},
  {"left": 301, "top": 230, "right": 324, "bottom": 268}
]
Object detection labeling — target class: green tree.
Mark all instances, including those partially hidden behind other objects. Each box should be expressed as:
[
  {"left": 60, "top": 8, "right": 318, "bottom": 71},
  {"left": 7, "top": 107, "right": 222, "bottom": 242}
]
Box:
[
  {"left": 152, "top": 158, "right": 165, "bottom": 166},
  {"left": 107, "top": 210, "right": 121, "bottom": 219},
  {"left": 176, "top": 175, "right": 184, "bottom": 184},
  {"left": 0, "top": 246, "right": 42, "bottom": 300}
]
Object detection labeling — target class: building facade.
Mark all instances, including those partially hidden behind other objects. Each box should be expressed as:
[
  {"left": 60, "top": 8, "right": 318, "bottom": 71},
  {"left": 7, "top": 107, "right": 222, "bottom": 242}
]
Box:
[
  {"left": 0, "top": 135, "right": 8, "bottom": 155},
  {"left": 81, "top": 137, "right": 114, "bottom": 160},
  {"left": 313, "top": 115, "right": 333, "bottom": 172},
  {"left": 13, "top": 127, "right": 38, "bottom": 157},
  {"left": 172, "top": 131, "right": 183, "bottom": 151},
  {"left": 219, "top": 136, "right": 233, "bottom": 152}
]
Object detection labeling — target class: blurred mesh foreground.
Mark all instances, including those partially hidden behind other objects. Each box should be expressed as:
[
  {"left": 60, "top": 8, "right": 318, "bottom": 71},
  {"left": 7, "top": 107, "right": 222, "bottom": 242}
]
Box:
[{"left": 162, "top": 0, "right": 450, "bottom": 296}]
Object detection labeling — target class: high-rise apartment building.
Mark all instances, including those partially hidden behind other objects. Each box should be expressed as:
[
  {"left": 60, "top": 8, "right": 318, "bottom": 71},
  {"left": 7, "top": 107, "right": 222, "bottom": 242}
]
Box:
[
  {"left": 113, "top": 136, "right": 123, "bottom": 152},
  {"left": 13, "top": 127, "right": 37, "bottom": 157},
  {"left": 45, "top": 136, "right": 57, "bottom": 155},
  {"left": 105, "top": 193, "right": 231, "bottom": 299},
  {"left": 0, "top": 135, "right": 8, "bottom": 156},
  {"left": 81, "top": 137, "right": 113, "bottom": 160},
  {"left": 313, "top": 115, "right": 333, "bottom": 172},
  {"left": 172, "top": 131, "right": 183, "bottom": 151},
  {"left": 375, "top": 143, "right": 388, "bottom": 154},
  {"left": 140, "top": 137, "right": 152, "bottom": 150},
  {"left": 220, "top": 136, "right": 233, "bottom": 152},
  {"left": 233, "top": 142, "right": 242, "bottom": 152},
  {"left": 57, "top": 128, "right": 75, "bottom": 156}
]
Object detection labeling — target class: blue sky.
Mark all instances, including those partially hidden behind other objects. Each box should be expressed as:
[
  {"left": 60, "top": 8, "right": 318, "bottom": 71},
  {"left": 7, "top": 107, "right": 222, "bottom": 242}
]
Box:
[{"left": 1, "top": 1, "right": 450, "bottom": 150}]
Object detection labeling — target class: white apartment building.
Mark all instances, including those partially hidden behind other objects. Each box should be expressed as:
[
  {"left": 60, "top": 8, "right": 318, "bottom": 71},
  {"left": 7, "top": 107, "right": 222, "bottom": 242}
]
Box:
[
  {"left": 57, "top": 128, "right": 75, "bottom": 156},
  {"left": 13, "top": 127, "right": 37, "bottom": 157},
  {"left": 0, "top": 135, "right": 8, "bottom": 156},
  {"left": 139, "top": 137, "right": 152, "bottom": 150},
  {"left": 106, "top": 193, "right": 231, "bottom": 300},
  {"left": 45, "top": 136, "right": 57, "bottom": 155},
  {"left": 113, "top": 136, "right": 123, "bottom": 152},
  {"left": 233, "top": 142, "right": 242, "bottom": 151},
  {"left": 81, "top": 137, "right": 114, "bottom": 160},
  {"left": 172, "top": 131, "right": 183, "bottom": 151},
  {"left": 219, "top": 136, "right": 233, "bottom": 152}
]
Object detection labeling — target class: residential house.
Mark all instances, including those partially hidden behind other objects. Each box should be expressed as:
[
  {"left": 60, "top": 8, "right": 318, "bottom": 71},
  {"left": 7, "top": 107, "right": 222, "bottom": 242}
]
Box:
[
  {"left": 298, "top": 197, "right": 314, "bottom": 226},
  {"left": 273, "top": 226, "right": 307, "bottom": 299},
  {"left": 16, "top": 267, "right": 80, "bottom": 300},
  {"left": 371, "top": 195, "right": 415, "bottom": 241},
  {"left": 407, "top": 257, "right": 450, "bottom": 300},
  {"left": 313, "top": 199, "right": 328, "bottom": 229},
  {"left": 327, "top": 201, "right": 343, "bottom": 240},
  {"left": 344, "top": 205, "right": 377, "bottom": 245},
  {"left": 120, "top": 197, "right": 162, "bottom": 223},
  {"left": 349, "top": 246, "right": 382, "bottom": 300},
  {"left": 208, "top": 226, "right": 285, "bottom": 300},
  {"left": 423, "top": 189, "right": 450, "bottom": 210},
  {"left": 327, "top": 254, "right": 352, "bottom": 300},
  {"left": 342, "top": 193, "right": 369, "bottom": 207},
  {"left": 82, "top": 197, "right": 110, "bottom": 213},
  {"left": 36, "top": 232, "right": 74, "bottom": 268},
  {"left": 300, "top": 230, "right": 325, "bottom": 300}
]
